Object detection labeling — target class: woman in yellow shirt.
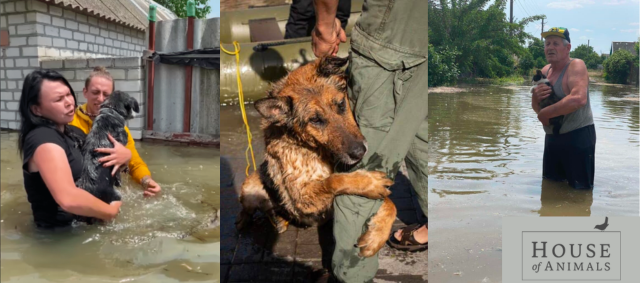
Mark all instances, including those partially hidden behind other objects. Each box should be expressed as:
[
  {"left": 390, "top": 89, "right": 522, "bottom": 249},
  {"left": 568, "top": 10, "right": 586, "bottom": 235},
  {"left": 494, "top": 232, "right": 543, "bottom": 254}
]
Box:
[{"left": 70, "top": 67, "right": 161, "bottom": 196}]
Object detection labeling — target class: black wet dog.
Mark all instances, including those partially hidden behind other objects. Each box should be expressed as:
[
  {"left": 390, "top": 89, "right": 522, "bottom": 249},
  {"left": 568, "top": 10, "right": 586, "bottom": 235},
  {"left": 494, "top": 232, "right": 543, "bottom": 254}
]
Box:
[
  {"left": 531, "top": 70, "right": 564, "bottom": 135},
  {"left": 75, "top": 91, "right": 139, "bottom": 217}
]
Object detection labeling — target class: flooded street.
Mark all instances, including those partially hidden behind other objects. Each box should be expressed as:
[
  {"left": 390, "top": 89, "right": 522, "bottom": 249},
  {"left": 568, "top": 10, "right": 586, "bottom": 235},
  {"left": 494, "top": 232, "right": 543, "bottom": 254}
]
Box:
[
  {"left": 1, "top": 132, "right": 220, "bottom": 283},
  {"left": 428, "top": 83, "right": 639, "bottom": 282}
]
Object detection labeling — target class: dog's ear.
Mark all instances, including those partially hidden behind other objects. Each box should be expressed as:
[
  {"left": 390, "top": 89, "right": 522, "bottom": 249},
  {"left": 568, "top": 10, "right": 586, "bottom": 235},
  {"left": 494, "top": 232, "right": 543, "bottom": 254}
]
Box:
[
  {"left": 316, "top": 56, "right": 349, "bottom": 78},
  {"left": 254, "top": 96, "right": 292, "bottom": 125},
  {"left": 129, "top": 97, "right": 140, "bottom": 113}
]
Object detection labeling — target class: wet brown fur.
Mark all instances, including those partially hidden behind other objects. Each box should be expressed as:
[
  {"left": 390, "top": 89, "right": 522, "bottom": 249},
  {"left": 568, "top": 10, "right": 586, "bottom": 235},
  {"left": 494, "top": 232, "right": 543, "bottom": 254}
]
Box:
[{"left": 237, "top": 57, "right": 397, "bottom": 257}]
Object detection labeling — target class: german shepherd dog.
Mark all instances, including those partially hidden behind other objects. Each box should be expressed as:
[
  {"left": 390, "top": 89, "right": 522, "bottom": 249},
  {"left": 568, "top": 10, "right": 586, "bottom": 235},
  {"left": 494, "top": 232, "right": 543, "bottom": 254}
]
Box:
[
  {"left": 75, "top": 91, "right": 139, "bottom": 215},
  {"left": 236, "top": 56, "right": 398, "bottom": 257},
  {"left": 531, "top": 69, "right": 564, "bottom": 135}
]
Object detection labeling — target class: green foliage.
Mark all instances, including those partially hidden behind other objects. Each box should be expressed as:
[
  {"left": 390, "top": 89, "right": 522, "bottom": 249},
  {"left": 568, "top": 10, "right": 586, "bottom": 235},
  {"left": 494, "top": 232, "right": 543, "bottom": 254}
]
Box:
[
  {"left": 585, "top": 52, "right": 602, "bottom": 69},
  {"left": 154, "top": 0, "right": 211, "bottom": 19},
  {"left": 601, "top": 53, "right": 609, "bottom": 64},
  {"left": 603, "top": 49, "right": 635, "bottom": 84},
  {"left": 526, "top": 38, "right": 547, "bottom": 71},
  {"left": 428, "top": 44, "right": 461, "bottom": 86},
  {"left": 517, "top": 50, "right": 534, "bottom": 75},
  {"left": 634, "top": 42, "right": 639, "bottom": 68},
  {"left": 570, "top": 44, "right": 601, "bottom": 69},
  {"left": 528, "top": 38, "right": 545, "bottom": 61},
  {"left": 570, "top": 44, "right": 594, "bottom": 60},
  {"left": 428, "top": 0, "right": 545, "bottom": 80},
  {"left": 535, "top": 57, "right": 547, "bottom": 69}
]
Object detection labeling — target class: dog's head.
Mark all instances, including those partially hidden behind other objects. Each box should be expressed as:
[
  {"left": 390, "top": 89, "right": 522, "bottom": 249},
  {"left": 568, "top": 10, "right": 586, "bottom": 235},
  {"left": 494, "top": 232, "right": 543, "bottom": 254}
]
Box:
[
  {"left": 532, "top": 69, "right": 548, "bottom": 85},
  {"left": 255, "top": 56, "right": 367, "bottom": 165},
  {"left": 101, "top": 90, "right": 139, "bottom": 120}
]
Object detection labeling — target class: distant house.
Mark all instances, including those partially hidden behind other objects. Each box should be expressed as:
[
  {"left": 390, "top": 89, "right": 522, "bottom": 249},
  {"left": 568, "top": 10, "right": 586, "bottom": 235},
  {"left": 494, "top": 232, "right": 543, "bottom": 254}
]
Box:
[
  {"left": 610, "top": 41, "right": 637, "bottom": 55},
  {"left": 1, "top": 0, "right": 177, "bottom": 130}
]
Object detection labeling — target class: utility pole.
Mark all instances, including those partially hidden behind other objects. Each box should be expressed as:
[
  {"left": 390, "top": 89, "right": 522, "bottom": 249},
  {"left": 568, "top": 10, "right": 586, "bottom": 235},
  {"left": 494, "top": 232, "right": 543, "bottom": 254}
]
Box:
[
  {"left": 588, "top": 39, "right": 590, "bottom": 48},
  {"left": 510, "top": 0, "right": 514, "bottom": 24},
  {"left": 541, "top": 18, "right": 545, "bottom": 40}
]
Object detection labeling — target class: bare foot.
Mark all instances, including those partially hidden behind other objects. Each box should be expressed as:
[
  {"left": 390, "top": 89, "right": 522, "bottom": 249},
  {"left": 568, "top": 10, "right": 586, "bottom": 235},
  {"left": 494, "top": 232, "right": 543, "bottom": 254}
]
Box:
[{"left": 394, "top": 224, "right": 428, "bottom": 244}]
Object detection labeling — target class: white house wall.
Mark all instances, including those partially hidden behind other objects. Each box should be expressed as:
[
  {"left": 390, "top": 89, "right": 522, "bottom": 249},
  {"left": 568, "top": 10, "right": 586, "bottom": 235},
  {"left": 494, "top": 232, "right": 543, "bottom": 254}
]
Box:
[{"left": 1, "top": 0, "right": 148, "bottom": 132}]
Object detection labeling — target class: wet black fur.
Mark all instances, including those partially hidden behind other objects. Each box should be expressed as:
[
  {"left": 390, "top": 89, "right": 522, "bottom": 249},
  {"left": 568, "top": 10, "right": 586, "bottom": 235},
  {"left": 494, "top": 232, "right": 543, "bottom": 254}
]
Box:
[{"left": 75, "top": 91, "right": 139, "bottom": 222}]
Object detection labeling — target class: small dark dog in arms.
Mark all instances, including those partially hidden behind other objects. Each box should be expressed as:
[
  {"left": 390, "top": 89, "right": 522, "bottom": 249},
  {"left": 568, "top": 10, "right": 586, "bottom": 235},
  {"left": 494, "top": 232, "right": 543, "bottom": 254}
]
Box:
[
  {"left": 531, "top": 69, "right": 564, "bottom": 135},
  {"left": 75, "top": 90, "right": 139, "bottom": 224},
  {"left": 236, "top": 56, "right": 397, "bottom": 257}
]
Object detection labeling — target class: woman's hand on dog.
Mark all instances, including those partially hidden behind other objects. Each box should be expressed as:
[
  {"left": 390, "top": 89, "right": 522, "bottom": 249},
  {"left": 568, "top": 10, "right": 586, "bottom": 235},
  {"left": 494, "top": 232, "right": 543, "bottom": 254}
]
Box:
[
  {"left": 96, "top": 133, "right": 132, "bottom": 176},
  {"left": 141, "top": 176, "right": 161, "bottom": 197}
]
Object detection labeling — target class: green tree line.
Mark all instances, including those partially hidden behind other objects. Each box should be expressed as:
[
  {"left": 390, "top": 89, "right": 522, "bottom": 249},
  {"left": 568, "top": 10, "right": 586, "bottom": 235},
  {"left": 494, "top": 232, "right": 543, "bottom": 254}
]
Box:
[
  {"left": 602, "top": 42, "right": 639, "bottom": 84},
  {"left": 428, "top": 0, "right": 544, "bottom": 86}
]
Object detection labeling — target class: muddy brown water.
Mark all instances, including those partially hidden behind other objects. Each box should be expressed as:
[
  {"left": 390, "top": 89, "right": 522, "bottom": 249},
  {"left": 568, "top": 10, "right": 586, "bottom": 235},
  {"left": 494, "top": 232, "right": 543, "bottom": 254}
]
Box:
[
  {"left": 1, "top": 132, "right": 220, "bottom": 283},
  {"left": 428, "top": 84, "right": 639, "bottom": 282}
]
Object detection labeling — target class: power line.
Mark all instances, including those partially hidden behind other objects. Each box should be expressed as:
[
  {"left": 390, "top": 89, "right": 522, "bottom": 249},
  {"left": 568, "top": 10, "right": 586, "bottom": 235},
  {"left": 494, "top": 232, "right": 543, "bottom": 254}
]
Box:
[
  {"left": 516, "top": 0, "right": 532, "bottom": 19},
  {"left": 522, "top": 0, "right": 540, "bottom": 16}
]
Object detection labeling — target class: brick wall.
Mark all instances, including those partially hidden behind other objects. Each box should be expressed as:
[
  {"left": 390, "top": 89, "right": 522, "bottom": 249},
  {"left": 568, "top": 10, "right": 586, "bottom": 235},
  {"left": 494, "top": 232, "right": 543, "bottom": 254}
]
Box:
[
  {"left": 1, "top": 0, "right": 147, "bottom": 138},
  {"left": 1, "top": 0, "right": 40, "bottom": 130},
  {"left": 3, "top": 57, "right": 146, "bottom": 140}
]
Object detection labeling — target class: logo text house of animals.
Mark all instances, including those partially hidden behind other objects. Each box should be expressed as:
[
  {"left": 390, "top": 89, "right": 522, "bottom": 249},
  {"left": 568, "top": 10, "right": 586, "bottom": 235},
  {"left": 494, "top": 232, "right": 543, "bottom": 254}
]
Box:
[{"left": 521, "top": 220, "right": 622, "bottom": 281}]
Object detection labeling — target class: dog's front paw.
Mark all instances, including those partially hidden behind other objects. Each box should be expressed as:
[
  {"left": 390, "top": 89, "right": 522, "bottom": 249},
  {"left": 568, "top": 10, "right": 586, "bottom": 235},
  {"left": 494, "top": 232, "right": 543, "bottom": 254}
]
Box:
[{"left": 356, "top": 170, "right": 393, "bottom": 199}]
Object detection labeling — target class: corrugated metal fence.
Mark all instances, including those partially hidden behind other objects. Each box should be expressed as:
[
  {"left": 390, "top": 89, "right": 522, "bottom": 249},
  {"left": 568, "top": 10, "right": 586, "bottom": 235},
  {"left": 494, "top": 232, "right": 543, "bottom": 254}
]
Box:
[{"left": 144, "top": 17, "right": 220, "bottom": 145}]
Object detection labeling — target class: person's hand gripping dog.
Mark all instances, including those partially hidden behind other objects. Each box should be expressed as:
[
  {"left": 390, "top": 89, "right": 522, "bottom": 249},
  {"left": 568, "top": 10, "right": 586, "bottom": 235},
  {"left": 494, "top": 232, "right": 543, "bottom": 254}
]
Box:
[
  {"left": 96, "top": 133, "right": 132, "bottom": 176},
  {"left": 532, "top": 84, "right": 553, "bottom": 126}
]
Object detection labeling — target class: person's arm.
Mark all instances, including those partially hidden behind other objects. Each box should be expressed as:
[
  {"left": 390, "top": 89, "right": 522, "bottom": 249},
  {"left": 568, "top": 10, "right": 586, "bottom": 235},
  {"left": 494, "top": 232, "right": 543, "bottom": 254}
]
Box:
[
  {"left": 32, "top": 143, "right": 120, "bottom": 221},
  {"left": 312, "top": 0, "right": 347, "bottom": 57},
  {"left": 315, "top": 0, "right": 339, "bottom": 33},
  {"left": 123, "top": 126, "right": 150, "bottom": 184},
  {"left": 538, "top": 60, "right": 589, "bottom": 124},
  {"left": 123, "top": 126, "right": 161, "bottom": 197}
]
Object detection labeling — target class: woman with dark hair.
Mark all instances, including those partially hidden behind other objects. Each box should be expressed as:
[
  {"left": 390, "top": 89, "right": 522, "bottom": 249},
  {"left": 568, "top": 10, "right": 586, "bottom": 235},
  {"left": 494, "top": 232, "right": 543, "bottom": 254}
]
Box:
[{"left": 18, "top": 69, "right": 126, "bottom": 229}]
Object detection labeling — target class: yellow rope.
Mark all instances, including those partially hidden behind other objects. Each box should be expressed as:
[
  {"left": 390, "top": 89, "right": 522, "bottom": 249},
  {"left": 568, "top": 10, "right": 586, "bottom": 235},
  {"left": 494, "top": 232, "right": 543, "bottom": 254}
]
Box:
[{"left": 220, "top": 41, "right": 257, "bottom": 176}]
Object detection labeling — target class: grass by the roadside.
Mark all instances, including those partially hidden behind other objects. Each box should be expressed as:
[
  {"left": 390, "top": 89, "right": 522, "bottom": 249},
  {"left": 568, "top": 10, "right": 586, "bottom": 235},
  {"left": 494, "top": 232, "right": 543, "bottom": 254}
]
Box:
[
  {"left": 458, "top": 74, "right": 526, "bottom": 86},
  {"left": 588, "top": 69, "right": 603, "bottom": 78}
]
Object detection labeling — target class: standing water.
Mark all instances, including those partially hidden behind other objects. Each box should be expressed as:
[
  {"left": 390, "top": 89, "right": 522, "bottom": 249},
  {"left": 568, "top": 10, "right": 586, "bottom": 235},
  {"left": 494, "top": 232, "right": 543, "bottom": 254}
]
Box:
[
  {"left": 428, "top": 83, "right": 639, "bottom": 282},
  {"left": 1, "top": 132, "right": 220, "bottom": 283}
]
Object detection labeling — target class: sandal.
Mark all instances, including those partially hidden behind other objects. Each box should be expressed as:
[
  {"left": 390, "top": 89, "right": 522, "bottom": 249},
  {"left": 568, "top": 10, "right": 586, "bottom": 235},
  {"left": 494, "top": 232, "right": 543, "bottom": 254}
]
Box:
[{"left": 386, "top": 223, "right": 428, "bottom": 252}]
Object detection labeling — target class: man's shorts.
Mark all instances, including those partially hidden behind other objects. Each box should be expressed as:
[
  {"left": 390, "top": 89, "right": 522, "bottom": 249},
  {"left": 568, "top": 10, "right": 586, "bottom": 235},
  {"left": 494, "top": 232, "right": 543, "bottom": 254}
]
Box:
[{"left": 543, "top": 124, "right": 596, "bottom": 190}]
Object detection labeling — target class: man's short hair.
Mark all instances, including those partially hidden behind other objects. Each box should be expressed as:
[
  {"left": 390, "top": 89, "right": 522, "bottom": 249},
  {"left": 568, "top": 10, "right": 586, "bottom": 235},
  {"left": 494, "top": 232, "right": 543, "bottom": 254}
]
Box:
[{"left": 545, "top": 35, "right": 570, "bottom": 47}]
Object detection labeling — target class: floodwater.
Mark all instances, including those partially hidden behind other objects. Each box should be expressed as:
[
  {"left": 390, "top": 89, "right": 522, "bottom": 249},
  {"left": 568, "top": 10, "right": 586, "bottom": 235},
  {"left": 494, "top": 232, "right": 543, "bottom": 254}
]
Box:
[
  {"left": 1, "top": 132, "right": 220, "bottom": 283},
  {"left": 428, "top": 83, "right": 639, "bottom": 282}
]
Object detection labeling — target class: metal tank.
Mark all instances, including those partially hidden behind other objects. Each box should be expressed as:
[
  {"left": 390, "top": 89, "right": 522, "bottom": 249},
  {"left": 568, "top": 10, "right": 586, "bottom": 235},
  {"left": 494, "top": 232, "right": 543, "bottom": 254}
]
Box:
[{"left": 220, "top": 1, "right": 363, "bottom": 105}]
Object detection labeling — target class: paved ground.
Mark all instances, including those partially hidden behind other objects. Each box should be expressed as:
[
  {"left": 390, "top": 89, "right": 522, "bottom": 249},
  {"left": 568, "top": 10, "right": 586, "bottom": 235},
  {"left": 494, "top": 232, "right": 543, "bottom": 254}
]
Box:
[{"left": 221, "top": 155, "right": 428, "bottom": 283}]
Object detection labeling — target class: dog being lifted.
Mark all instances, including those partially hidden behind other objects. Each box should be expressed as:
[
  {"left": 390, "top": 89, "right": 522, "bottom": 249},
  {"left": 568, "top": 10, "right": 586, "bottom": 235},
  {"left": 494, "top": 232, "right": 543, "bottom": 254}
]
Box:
[
  {"left": 236, "top": 56, "right": 397, "bottom": 257},
  {"left": 75, "top": 90, "right": 139, "bottom": 215},
  {"left": 531, "top": 69, "right": 564, "bottom": 135}
]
